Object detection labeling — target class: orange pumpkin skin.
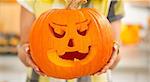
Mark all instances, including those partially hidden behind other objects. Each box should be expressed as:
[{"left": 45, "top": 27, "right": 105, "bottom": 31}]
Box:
[{"left": 30, "top": 8, "right": 114, "bottom": 79}]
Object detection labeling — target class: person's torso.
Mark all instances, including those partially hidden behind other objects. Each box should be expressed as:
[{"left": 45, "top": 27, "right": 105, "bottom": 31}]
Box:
[{"left": 26, "top": 0, "right": 111, "bottom": 18}]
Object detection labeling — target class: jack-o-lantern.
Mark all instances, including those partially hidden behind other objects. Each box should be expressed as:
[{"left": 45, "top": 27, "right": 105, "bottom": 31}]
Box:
[{"left": 29, "top": 0, "right": 114, "bottom": 79}]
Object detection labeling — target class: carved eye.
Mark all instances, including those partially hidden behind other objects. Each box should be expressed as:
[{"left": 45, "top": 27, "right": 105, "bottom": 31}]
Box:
[
  {"left": 49, "top": 24, "right": 65, "bottom": 38},
  {"left": 77, "top": 29, "right": 87, "bottom": 36},
  {"left": 76, "top": 19, "right": 90, "bottom": 36},
  {"left": 77, "top": 25, "right": 89, "bottom": 36}
]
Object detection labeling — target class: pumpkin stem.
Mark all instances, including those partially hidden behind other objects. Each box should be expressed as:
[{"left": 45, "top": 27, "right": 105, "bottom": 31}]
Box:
[{"left": 65, "top": 0, "right": 87, "bottom": 9}]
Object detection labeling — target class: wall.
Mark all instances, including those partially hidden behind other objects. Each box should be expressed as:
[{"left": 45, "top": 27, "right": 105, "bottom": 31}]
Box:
[{"left": 122, "top": 3, "right": 150, "bottom": 29}]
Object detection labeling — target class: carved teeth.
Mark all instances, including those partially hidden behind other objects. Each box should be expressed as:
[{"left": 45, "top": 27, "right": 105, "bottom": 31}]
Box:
[
  {"left": 74, "top": 58, "right": 80, "bottom": 61},
  {"left": 57, "top": 51, "right": 65, "bottom": 56}
]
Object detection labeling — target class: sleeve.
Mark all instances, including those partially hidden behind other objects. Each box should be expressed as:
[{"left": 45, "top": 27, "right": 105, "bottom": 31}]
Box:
[
  {"left": 17, "top": 0, "right": 35, "bottom": 13},
  {"left": 107, "top": 0, "right": 124, "bottom": 22}
]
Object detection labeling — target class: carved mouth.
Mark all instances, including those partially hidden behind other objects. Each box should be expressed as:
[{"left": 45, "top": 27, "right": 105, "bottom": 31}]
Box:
[{"left": 59, "top": 46, "right": 91, "bottom": 61}]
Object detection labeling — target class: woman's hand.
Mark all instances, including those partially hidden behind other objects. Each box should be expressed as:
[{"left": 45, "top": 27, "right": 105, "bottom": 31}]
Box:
[
  {"left": 17, "top": 43, "right": 47, "bottom": 76},
  {"left": 19, "top": 7, "right": 47, "bottom": 76},
  {"left": 94, "top": 42, "right": 120, "bottom": 76}
]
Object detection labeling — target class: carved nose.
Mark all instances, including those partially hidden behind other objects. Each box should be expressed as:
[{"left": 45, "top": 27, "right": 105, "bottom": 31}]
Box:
[{"left": 68, "top": 39, "right": 74, "bottom": 47}]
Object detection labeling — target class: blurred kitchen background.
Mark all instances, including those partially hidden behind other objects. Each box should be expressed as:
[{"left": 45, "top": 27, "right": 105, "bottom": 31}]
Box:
[{"left": 0, "top": 0, "right": 150, "bottom": 82}]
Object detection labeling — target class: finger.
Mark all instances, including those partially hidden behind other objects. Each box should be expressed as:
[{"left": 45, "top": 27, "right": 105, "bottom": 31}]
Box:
[
  {"left": 108, "top": 53, "right": 118, "bottom": 66},
  {"left": 93, "top": 69, "right": 107, "bottom": 76},
  {"left": 106, "top": 43, "right": 120, "bottom": 68},
  {"left": 105, "top": 54, "right": 118, "bottom": 69},
  {"left": 110, "top": 54, "right": 121, "bottom": 69},
  {"left": 107, "top": 46, "right": 120, "bottom": 69},
  {"left": 22, "top": 43, "right": 30, "bottom": 54},
  {"left": 22, "top": 44, "right": 44, "bottom": 76},
  {"left": 21, "top": 43, "right": 40, "bottom": 71},
  {"left": 25, "top": 53, "right": 39, "bottom": 71},
  {"left": 93, "top": 68, "right": 108, "bottom": 76},
  {"left": 93, "top": 73, "right": 101, "bottom": 76},
  {"left": 93, "top": 42, "right": 120, "bottom": 76},
  {"left": 34, "top": 69, "right": 47, "bottom": 77},
  {"left": 93, "top": 55, "right": 117, "bottom": 76},
  {"left": 100, "top": 51, "right": 118, "bottom": 73}
]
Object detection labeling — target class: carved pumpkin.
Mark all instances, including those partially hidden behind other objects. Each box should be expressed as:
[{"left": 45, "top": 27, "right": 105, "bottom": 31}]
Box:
[
  {"left": 29, "top": 8, "right": 114, "bottom": 79},
  {"left": 120, "top": 24, "right": 141, "bottom": 45}
]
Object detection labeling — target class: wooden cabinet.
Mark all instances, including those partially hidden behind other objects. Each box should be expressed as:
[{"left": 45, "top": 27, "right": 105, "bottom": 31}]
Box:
[
  {"left": 0, "top": 2, "right": 20, "bottom": 34},
  {"left": 0, "top": 0, "right": 16, "bottom": 3},
  {"left": 0, "top": 2, "right": 20, "bottom": 54}
]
